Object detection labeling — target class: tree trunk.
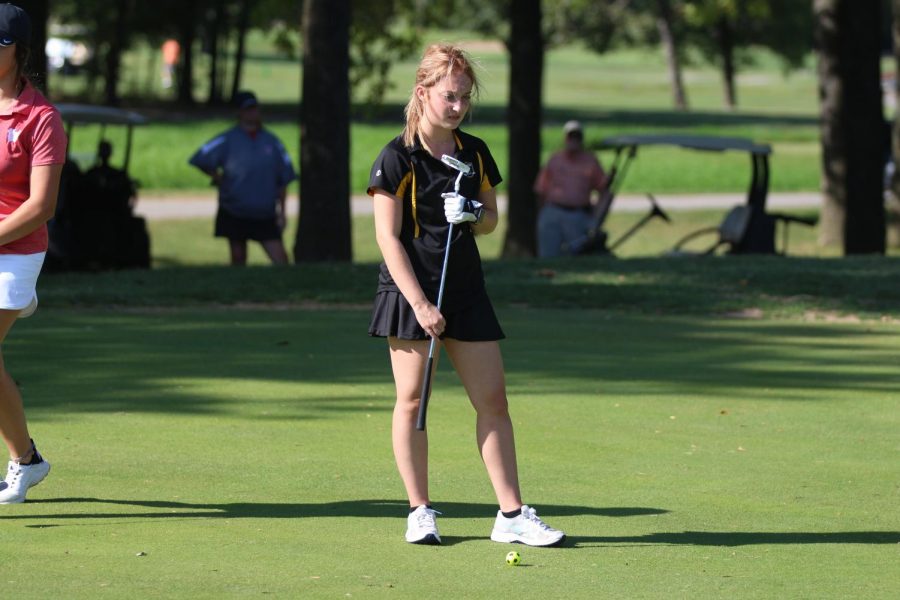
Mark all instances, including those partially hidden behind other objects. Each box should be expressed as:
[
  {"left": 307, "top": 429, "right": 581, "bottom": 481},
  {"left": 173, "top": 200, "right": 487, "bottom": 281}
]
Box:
[
  {"left": 103, "top": 0, "right": 131, "bottom": 106},
  {"left": 715, "top": 16, "right": 737, "bottom": 110},
  {"left": 815, "top": 1, "right": 845, "bottom": 246},
  {"left": 230, "top": 0, "right": 252, "bottom": 102},
  {"left": 16, "top": 0, "right": 49, "bottom": 94},
  {"left": 206, "top": 0, "right": 226, "bottom": 106},
  {"left": 656, "top": 0, "right": 688, "bottom": 111},
  {"left": 889, "top": 0, "right": 900, "bottom": 247},
  {"left": 502, "top": 0, "right": 543, "bottom": 258},
  {"left": 176, "top": 4, "right": 198, "bottom": 106},
  {"left": 294, "top": 0, "right": 352, "bottom": 262},
  {"left": 814, "top": 0, "right": 885, "bottom": 254}
]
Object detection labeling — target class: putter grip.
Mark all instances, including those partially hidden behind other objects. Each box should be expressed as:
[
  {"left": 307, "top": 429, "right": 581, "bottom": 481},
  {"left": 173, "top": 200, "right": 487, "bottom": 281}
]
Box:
[{"left": 416, "top": 356, "right": 435, "bottom": 431}]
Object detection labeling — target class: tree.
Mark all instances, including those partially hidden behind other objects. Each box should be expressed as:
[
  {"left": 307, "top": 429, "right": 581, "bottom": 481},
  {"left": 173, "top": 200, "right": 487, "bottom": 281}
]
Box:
[
  {"left": 51, "top": 0, "right": 136, "bottom": 105},
  {"left": 16, "top": 0, "right": 49, "bottom": 93},
  {"left": 552, "top": 0, "right": 694, "bottom": 111},
  {"left": 294, "top": 0, "right": 352, "bottom": 262},
  {"left": 102, "top": 0, "right": 133, "bottom": 106},
  {"left": 502, "top": 0, "right": 544, "bottom": 257},
  {"left": 229, "top": 0, "right": 252, "bottom": 101},
  {"left": 205, "top": 0, "right": 228, "bottom": 106},
  {"left": 814, "top": 0, "right": 886, "bottom": 253},
  {"left": 175, "top": 2, "right": 200, "bottom": 106},
  {"left": 681, "top": 0, "right": 743, "bottom": 109},
  {"left": 890, "top": 0, "right": 900, "bottom": 247},
  {"left": 656, "top": 0, "right": 689, "bottom": 110},
  {"left": 349, "top": 0, "right": 421, "bottom": 109},
  {"left": 680, "top": 0, "right": 811, "bottom": 110}
]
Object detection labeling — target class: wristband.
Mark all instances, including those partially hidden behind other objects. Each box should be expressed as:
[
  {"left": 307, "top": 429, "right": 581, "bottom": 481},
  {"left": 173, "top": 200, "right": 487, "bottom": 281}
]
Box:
[{"left": 465, "top": 199, "right": 485, "bottom": 224}]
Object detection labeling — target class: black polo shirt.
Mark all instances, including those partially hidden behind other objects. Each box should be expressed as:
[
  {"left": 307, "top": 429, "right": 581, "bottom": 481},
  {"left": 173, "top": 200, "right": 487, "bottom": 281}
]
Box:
[{"left": 368, "top": 129, "right": 502, "bottom": 312}]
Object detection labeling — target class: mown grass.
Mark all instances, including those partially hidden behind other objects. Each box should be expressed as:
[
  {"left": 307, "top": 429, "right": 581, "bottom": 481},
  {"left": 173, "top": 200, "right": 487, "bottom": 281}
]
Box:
[
  {"left": 55, "top": 32, "right": 824, "bottom": 196},
  {"left": 65, "top": 116, "right": 821, "bottom": 197},
  {"left": 6, "top": 304, "right": 899, "bottom": 598},
  {"left": 140, "top": 210, "right": 831, "bottom": 270},
  {"left": 26, "top": 27, "right": 900, "bottom": 600},
  {"left": 22, "top": 228, "right": 900, "bottom": 599},
  {"left": 38, "top": 249, "right": 900, "bottom": 322},
  {"left": 24, "top": 215, "right": 900, "bottom": 599},
  {"left": 54, "top": 30, "right": 821, "bottom": 115}
]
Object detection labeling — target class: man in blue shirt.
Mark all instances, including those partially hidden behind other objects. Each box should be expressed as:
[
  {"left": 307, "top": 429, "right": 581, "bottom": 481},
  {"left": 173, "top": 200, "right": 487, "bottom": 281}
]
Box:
[{"left": 189, "top": 91, "right": 296, "bottom": 265}]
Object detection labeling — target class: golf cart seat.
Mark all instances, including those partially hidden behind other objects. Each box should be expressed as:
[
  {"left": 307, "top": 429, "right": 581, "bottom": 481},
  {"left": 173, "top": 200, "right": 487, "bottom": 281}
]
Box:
[
  {"left": 668, "top": 205, "right": 751, "bottom": 256},
  {"left": 668, "top": 204, "right": 818, "bottom": 256}
]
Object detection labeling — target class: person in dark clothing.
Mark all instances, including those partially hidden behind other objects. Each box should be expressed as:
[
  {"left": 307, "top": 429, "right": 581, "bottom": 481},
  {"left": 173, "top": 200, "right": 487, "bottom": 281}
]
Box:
[{"left": 367, "top": 43, "right": 565, "bottom": 548}]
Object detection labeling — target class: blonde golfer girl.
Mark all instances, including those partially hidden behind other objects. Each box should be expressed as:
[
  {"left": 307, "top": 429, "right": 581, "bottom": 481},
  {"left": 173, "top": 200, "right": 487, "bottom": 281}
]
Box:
[{"left": 367, "top": 44, "right": 565, "bottom": 547}]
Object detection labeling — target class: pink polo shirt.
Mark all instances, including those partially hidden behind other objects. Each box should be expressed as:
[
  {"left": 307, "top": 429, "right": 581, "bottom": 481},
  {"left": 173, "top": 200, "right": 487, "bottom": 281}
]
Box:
[
  {"left": 0, "top": 82, "right": 67, "bottom": 254},
  {"left": 534, "top": 149, "right": 607, "bottom": 209}
]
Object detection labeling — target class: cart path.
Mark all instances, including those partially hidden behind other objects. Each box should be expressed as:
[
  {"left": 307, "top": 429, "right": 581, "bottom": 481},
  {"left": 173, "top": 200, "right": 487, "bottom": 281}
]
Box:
[{"left": 134, "top": 192, "right": 822, "bottom": 221}]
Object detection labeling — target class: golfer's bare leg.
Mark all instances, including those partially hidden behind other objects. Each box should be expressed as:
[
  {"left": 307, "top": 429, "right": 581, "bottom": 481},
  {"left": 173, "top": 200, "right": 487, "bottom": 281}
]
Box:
[
  {"left": 444, "top": 339, "right": 522, "bottom": 512},
  {"left": 260, "top": 239, "right": 289, "bottom": 265},
  {"left": 0, "top": 310, "right": 32, "bottom": 460},
  {"left": 388, "top": 337, "right": 437, "bottom": 507},
  {"left": 228, "top": 239, "right": 248, "bottom": 266}
]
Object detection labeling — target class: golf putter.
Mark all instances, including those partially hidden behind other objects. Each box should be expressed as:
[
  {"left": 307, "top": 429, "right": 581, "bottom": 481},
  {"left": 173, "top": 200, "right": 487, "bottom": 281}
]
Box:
[{"left": 416, "top": 155, "right": 473, "bottom": 431}]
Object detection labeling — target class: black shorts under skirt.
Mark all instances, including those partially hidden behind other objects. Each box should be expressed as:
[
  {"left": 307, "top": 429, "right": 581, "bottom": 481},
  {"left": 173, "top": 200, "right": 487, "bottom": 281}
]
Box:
[
  {"left": 368, "top": 290, "right": 505, "bottom": 341},
  {"left": 215, "top": 208, "right": 282, "bottom": 242}
]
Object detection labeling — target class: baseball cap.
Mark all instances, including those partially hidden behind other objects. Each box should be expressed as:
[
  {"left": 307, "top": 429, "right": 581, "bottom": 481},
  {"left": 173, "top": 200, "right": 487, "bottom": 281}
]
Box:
[
  {"left": 563, "top": 120, "right": 583, "bottom": 135},
  {"left": 233, "top": 90, "right": 258, "bottom": 110},
  {"left": 0, "top": 4, "right": 30, "bottom": 48}
]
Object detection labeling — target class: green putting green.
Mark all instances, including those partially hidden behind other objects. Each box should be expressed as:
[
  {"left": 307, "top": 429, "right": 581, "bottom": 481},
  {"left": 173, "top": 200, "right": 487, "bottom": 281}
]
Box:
[{"left": 3, "top": 306, "right": 897, "bottom": 598}]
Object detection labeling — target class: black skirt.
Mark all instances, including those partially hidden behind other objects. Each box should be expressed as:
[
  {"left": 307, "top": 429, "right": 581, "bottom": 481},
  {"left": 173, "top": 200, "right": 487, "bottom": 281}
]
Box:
[
  {"left": 368, "top": 290, "right": 505, "bottom": 341},
  {"left": 215, "top": 208, "right": 282, "bottom": 242}
]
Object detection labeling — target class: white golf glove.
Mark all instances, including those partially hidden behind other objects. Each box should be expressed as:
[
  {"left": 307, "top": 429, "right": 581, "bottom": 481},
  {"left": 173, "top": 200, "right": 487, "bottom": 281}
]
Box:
[{"left": 442, "top": 192, "right": 484, "bottom": 225}]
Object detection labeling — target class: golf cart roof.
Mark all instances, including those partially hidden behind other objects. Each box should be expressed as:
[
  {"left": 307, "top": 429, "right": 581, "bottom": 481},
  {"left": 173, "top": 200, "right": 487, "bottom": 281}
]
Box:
[
  {"left": 599, "top": 133, "right": 771, "bottom": 155},
  {"left": 56, "top": 103, "right": 147, "bottom": 126}
]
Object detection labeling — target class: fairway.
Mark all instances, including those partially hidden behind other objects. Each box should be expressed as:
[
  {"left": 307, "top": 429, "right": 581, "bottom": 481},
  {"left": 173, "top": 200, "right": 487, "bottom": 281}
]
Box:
[
  {"left": 14, "top": 7, "right": 900, "bottom": 599},
  {"left": 4, "top": 306, "right": 898, "bottom": 598}
]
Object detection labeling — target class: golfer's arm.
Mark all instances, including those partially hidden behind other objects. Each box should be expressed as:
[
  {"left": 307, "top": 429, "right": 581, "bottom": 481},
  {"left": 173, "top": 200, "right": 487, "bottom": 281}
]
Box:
[
  {"left": 471, "top": 187, "right": 499, "bottom": 235},
  {"left": 0, "top": 164, "right": 62, "bottom": 247},
  {"left": 373, "top": 190, "right": 431, "bottom": 308}
]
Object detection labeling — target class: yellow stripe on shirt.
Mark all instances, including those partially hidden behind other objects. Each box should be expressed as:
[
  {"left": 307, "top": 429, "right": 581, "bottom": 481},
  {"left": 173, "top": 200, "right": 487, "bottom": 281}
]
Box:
[
  {"left": 396, "top": 171, "right": 412, "bottom": 199},
  {"left": 476, "top": 152, "right": 489, "bottom": 191},
  {"left": 394, "top": 169, "right": 420, "bottom": 238}
]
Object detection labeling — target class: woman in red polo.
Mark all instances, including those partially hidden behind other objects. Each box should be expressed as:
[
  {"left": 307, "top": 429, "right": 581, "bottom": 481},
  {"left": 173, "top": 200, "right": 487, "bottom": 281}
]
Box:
[{"left": 0, "top": 4, "right": 67, "bottom": 504}]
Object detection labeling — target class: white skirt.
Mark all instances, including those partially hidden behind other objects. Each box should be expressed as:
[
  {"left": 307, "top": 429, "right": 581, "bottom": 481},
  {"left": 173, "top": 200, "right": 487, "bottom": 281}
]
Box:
[{"left": 0, "top": 252, "right": 46, "bottom": 318}]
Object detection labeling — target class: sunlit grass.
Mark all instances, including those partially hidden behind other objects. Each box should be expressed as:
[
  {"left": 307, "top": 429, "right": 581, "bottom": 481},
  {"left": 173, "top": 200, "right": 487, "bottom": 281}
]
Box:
[{"left": 54, "top": 30, "right": 823, "bottom": 196}]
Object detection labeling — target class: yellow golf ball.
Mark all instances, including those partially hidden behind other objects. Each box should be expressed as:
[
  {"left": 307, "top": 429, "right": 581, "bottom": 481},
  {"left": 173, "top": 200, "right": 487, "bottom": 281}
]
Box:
[{"left": 506, "top": 551, "right": 521, "bottom": 566}]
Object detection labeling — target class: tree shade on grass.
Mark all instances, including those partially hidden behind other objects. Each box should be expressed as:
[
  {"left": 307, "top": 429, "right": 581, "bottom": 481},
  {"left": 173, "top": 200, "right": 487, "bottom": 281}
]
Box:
[
  {"left": 37, "top": 250, "right": 900, "bottom": 319},
  {"left": 3, "top": 307, "right": 898, "bottom": 598}
]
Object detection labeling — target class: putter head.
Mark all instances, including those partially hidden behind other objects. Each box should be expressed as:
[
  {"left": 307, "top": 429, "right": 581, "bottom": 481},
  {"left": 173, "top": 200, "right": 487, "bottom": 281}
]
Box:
[
  {"left": 441, "top": 154, "right": 472, "bottom": 195},
  {"left": 440, "top": 154, "right": 472, "bottom": 176}
]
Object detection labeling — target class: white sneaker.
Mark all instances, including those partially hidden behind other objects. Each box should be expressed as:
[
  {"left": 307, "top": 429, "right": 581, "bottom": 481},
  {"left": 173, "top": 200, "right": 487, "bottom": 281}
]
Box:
[
  {"left": 405, "top": 505, "right": 441, "bottom": 545},
  {"left": 490, "top": 505, "right": 565, "bottom": 547},
  {"left": 0, "top": 458, "right": 51, "bottom": 504}
]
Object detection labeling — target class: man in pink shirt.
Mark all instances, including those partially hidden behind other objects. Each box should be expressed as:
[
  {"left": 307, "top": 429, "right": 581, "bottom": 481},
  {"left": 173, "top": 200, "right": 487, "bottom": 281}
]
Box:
[{"left": 533, "top": 121, "right": 607, "bottom": 257}]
